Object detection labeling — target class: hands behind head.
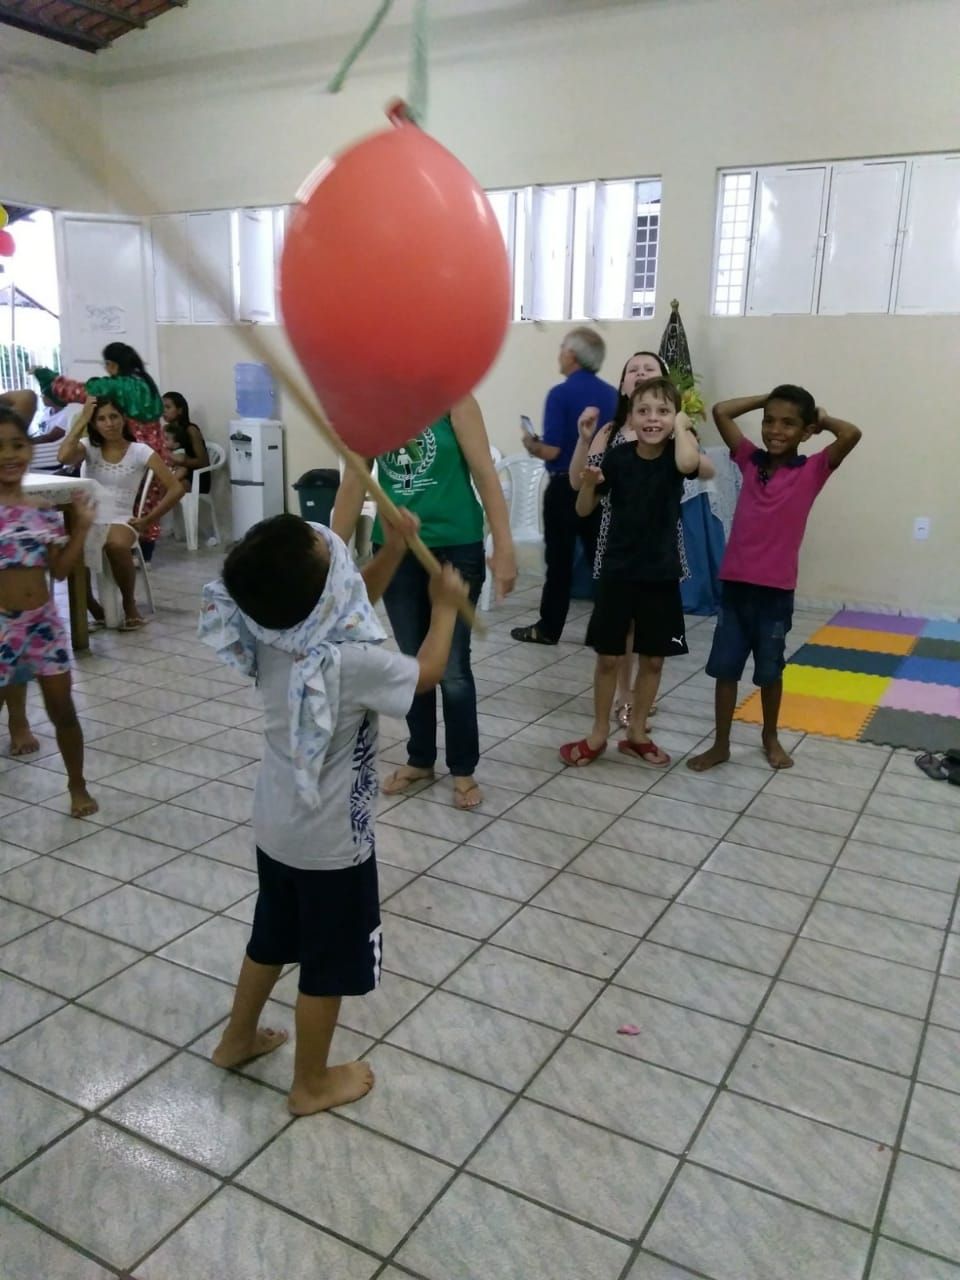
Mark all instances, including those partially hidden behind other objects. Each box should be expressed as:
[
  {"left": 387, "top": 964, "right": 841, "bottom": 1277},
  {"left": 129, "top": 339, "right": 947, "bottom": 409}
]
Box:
[
  {"left": 382, "top": 507, "right": 420, "bottom": 548},
  {"left": 578, "top": 406, "right": 600, "bottom": 443},
  {"left": 810, "top": 408, "right": 827, "bottom": 433},
  {"left": 582, "top": 464, "right": 604, "bottom": 488},
  {"left": 429, "top": 563, "right": 470, "bottom": 611}
]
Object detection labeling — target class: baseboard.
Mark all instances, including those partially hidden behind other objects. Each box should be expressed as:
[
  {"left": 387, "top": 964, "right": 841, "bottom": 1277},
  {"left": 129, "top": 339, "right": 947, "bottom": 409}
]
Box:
[{"left": 796, "top": 595, "right": 960, "bottom": 621}]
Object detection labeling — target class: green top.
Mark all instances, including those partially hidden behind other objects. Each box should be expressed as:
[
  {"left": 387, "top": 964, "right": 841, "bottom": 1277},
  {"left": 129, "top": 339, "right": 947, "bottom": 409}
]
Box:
[
  {"left": 34, "top": 368, "right": 163, "bottom": 423},
  {"left": 372, "top": 414, "right": 484, "bottom": 548}
]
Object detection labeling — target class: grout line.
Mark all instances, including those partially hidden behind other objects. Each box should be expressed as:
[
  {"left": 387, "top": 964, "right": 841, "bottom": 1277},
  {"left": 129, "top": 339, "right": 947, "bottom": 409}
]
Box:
[{"left": 3, "top": 583, "right": 959, "bottom": 1277}]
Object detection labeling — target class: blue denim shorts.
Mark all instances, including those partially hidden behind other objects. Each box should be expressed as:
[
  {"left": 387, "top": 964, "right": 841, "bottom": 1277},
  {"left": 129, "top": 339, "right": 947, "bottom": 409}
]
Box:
[{"left": 706, "top": 582, "right": 795, "bottom": 687}]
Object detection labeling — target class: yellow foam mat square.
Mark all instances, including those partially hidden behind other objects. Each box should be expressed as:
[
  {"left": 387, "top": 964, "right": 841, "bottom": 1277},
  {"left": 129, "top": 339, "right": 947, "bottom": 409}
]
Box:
[
  {"left": 782, "top": 666, "right": 892, "bottom": 704},
  {"left": 735, "top": 691, "right": 873, "bottom": 739},
  {"left": 810, "top": 625, "right": 916, "bottom": 656}
]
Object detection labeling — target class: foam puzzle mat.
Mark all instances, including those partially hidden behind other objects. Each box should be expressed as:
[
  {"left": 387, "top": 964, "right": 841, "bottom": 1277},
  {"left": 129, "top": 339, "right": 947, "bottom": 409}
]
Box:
[{"left": 734, "top": 611, "right": 960, "bottom": 750}]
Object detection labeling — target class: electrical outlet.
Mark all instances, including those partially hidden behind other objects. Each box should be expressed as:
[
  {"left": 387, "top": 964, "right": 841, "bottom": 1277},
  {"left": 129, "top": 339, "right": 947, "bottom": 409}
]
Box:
[{"left": 913, "top": 517, "right": 931, "bottom": 541}]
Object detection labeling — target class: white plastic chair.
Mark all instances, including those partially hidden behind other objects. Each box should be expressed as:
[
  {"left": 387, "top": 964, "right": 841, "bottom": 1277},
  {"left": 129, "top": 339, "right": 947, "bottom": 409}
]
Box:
[
  {"left": 28, "top": 441, "right": 65, "bottom": 471},
  {"left": 179, "top": 441, "right": 225, "bottom": 550},
  {"left": 95, "top": 474, "right": 156, "bottom": 629},
  {"left": 479, "top": 452, "right": 547, "bottom": 610}
]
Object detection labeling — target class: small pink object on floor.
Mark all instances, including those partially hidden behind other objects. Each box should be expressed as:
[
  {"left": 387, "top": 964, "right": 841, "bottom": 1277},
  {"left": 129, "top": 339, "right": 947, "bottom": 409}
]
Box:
[{"left": 617, "top": 1023, "right": 642, "bottom": 1036}]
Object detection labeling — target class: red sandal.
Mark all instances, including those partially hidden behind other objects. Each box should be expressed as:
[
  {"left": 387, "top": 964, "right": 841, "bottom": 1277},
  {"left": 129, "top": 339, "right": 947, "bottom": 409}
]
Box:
[
  {"left": 618, "top": 738, "right": 671, "bottom": 767},
  {"left": 560, "top": 738, "right": 607, "bottom": 767}
]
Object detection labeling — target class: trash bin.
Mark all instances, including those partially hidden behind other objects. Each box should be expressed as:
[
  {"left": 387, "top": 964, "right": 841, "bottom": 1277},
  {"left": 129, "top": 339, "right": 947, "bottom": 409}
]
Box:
[{"left": 293, "top": 468, "right": 341, "bottom": 526}]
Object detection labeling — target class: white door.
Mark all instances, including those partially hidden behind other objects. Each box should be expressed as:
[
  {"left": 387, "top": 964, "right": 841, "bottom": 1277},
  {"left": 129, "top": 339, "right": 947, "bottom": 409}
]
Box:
[{"left": 53, "top": 213, "right": 159, "bottom": 384}]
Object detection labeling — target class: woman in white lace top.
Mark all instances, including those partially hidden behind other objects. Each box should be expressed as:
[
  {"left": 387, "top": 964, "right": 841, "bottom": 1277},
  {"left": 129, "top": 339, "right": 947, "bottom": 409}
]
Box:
[{"left": 58, "top": 397, "right": 184, "bottom": 629}]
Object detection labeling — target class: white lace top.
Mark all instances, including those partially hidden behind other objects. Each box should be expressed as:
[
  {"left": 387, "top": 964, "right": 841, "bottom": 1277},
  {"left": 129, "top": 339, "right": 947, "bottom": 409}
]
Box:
[{"left": 81, "top": 442, "right": 154, "bottom": 524}]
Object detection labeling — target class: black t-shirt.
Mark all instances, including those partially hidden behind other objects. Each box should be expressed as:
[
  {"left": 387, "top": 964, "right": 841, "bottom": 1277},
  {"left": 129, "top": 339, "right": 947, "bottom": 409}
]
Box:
[{"left": 596, "top": 438, "right": 686, "bottom": 581}]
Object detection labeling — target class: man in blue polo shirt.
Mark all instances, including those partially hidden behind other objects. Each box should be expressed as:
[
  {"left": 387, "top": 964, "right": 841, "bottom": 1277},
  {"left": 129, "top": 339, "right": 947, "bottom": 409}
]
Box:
[{"left": 512, "top": 327, "right": 618, "bottom": 645}]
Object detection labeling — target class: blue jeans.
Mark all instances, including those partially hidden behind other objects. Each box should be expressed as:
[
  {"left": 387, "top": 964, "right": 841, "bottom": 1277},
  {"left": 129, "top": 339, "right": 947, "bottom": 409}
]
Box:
[{"left": 380, "top": 541, "right": 485, "bottom": 777}]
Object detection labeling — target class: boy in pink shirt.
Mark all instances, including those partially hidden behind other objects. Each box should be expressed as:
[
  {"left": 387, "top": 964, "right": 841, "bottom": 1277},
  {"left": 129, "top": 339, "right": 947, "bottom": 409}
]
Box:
[{"left": 689, "top": 386, "right": 861, "bottom": 773}]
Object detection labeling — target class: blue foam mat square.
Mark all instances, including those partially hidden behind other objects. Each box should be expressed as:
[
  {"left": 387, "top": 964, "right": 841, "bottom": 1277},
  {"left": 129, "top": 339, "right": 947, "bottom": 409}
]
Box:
[
  {"left": 921, "top": 619, "right": 960, "bottom": 642},
  {"left": 896, "top": 656, "right": 960, "bottom": 688},
  {"left": 789, "top": 644, "right": 902, "bottom": 677}
]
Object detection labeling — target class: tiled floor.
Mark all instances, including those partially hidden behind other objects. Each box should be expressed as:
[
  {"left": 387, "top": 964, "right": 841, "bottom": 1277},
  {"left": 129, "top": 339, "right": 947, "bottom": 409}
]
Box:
[{"left": 1, "top": 546, "right": 959, "bottom": 1279}]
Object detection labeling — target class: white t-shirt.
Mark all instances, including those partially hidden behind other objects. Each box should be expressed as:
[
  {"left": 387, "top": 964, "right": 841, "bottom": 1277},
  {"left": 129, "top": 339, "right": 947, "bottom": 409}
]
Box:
[{"left": 253, "top": 641, "right": 419, "bottom": 871}]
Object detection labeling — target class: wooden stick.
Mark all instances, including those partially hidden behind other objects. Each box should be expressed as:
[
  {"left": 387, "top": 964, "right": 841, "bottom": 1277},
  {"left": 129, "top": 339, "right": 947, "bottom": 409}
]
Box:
[
  {"left": 13, "top": 74, "right": 484, "bottom": 632},
  {"left": 252, "top": 361, "right": 484, "bottom": 633}
]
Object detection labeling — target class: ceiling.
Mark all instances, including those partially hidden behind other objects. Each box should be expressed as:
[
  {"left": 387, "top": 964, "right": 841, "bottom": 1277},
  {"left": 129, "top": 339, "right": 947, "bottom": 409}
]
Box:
[{"left": 0, "top": 0, "right": 186, "bottom": 53}]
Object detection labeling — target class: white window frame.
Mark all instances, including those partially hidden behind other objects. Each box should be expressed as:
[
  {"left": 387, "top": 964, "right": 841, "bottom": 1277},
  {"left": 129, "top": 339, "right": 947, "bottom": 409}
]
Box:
[
  {"left": 486, "top": 175, "right": 661, "bottom": 324},
  {"left": 713, "top": 152, "right": 960, "bottom": 317}
]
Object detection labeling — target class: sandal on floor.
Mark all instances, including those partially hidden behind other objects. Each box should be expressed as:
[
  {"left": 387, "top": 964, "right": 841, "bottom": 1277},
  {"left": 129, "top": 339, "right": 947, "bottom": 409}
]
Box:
[
  {"left": 915, "top": 751, "right": 948, "bottom": 780},
  {"left": 560, "top": 738, "right": 607, "bottom": 767},
  {"left": 453, "top": 779, "right": 483, "bottom": 809},
  {"left": 510, "top": 624, "right": 557, "bottom": 646},
  {"left": 120, "top": 616, "right": 149, "bottom": 632},
  {"left": 618, "top": 738, "right": 671, "bottom": 767}
]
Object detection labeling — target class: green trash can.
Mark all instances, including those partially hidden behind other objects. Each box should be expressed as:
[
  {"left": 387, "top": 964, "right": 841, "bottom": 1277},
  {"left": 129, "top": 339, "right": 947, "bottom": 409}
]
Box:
[{"left": 293, "top": 468, "right": 341, "bottom": 526}]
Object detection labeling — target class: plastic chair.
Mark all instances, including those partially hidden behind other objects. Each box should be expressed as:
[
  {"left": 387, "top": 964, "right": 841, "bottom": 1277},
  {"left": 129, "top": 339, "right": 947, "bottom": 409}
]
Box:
[
  {"left": 95, "top": 474, "right": 156, "bottom": 629},
  {"left": 479, "top": 452, "right": 547, "bottom": 610},
  {"left": 179, "top": 441, "right": 225, "bottom": 550}
]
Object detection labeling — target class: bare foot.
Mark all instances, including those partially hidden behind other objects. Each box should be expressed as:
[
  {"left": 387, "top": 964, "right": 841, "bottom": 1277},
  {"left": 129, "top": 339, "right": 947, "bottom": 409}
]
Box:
[
  {"left": 9, "top": 728, "right": 39, "bottom": 757},
  {"left": 212, "top": 1026, "right": 289, "bottom": 1068},
  {"left": 687, "top": 744, "right": 731, "bottom": 773},
  {"left": 69, "top": 785, "right": 99, "bottom": 818},
  {"left": 453, "top": 777, "right": 482, "bottom": 809},
  {"left": 382, "top": 765, "right": 434, "bottom": 796},
  {"left": 288, "top": 1061, "right": 375, "bottom": 1116},
  {"left": 763, "top": 735, "right": 794, "bottom": 770}
]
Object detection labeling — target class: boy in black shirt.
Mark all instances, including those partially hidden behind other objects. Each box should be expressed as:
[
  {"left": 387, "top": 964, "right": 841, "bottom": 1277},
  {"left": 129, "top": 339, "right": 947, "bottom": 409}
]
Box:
[{"left": 567, "top": 378, "right": 714, "bottom": 767}]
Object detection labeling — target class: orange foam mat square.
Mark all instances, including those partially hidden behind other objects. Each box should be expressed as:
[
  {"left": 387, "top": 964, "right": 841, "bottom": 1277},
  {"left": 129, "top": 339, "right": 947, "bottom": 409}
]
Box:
[
  {"left": 735, "top": 691, "right": 874, "bottom": 739},
  {"left": 809, "top": 625, "right": 916, "bottom": 656}
]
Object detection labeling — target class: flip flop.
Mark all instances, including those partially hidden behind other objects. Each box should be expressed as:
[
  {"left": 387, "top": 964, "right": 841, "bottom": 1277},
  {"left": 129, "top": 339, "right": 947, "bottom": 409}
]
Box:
[
  {"left": 618, "top": 738, "right": 671, "bottom": 767},
  {"left": 560, "top": 738, "right": 607, "bottom": 767},
  {"left": 915, "top": 751, "right": 948, "bottom": 781}
]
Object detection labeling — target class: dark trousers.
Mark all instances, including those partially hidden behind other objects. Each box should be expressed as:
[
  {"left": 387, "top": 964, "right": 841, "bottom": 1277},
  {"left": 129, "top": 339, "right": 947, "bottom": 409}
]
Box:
[
  {"left": 380, "top": 541, "right": 485, "bottom": 776},
  {"left": 536, "top": 474, "right": 600, "bottom": 642}
]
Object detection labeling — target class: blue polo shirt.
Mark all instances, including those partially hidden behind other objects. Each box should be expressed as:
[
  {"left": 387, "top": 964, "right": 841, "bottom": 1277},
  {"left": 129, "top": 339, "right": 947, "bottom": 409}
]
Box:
[{"left": 542, "top": 369, "right": 619, "bottom": 475}]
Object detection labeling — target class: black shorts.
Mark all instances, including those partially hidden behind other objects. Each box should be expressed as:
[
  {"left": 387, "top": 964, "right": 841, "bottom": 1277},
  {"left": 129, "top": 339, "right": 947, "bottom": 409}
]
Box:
[
  {"left": 705, "top": 581, "right": 795, "bottom": 687},
  {"left": 586, "top": 578, "right": 688, "bottom": 658},
  {"left": 247, "top": 849, "right": 382, "bottom": 997}
]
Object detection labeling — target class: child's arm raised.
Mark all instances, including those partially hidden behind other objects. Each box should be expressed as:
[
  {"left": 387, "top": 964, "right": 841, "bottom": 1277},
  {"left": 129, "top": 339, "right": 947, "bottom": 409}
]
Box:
[
  {"left": 0, "top": 389, "right": 37, "bottom": 423},
  {"left": 46, "top": 492, "right": 95, "bottom": 581},
  {"left": 673, "top": 412, "right": 703, "bottom": 475},
  {"left": 569, "top": 409, "right": 605, "bottom": 490},
  {"left": 575, "top": 465, "right": 604, "bottom": 517},
  {"left": 415, "top": 565, "right": 471, "bottom": 692},
  {"left": 814, "top": 409, "right": 862, "bottom": 469},
  {"left": 361, "top": 509, "right": 419, "bottom": 604},
  {"left": 712, "top": 394, "right": 766, "bottom": 453}
]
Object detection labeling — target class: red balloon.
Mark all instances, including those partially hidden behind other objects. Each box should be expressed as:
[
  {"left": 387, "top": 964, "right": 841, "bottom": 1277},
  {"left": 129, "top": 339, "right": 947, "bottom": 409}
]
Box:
[
  {"left": 0, "top": 229, "right": 14, "bottom": 257},
  {"left": 280, "top": 102, "right": 510, "bottom": 457}
]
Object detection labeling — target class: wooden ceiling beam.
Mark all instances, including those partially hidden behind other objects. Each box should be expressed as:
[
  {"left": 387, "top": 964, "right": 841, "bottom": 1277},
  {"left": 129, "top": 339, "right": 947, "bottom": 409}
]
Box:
[
  {"left": 59, "top": 0, "right": 148, "bottom": 29},
  {"left": 0, "top": 7, "right": 109, "bottom": 50}
]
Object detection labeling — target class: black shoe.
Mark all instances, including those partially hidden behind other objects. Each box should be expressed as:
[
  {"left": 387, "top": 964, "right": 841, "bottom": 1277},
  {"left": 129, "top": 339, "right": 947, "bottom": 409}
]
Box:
[{"left": 510, "top": 624, "right": 557, "bottom": 645}]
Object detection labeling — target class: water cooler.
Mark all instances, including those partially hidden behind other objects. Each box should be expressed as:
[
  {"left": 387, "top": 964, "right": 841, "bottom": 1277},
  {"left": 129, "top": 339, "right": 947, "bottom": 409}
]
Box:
[{"left": 229, "top": 419, "right": 285, "bottom": 540}]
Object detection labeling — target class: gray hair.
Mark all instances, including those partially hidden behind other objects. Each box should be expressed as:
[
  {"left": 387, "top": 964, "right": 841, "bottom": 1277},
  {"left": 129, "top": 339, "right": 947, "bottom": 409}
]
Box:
[{"left": 561, "top": 327, "right": 606, "bottom": 373}]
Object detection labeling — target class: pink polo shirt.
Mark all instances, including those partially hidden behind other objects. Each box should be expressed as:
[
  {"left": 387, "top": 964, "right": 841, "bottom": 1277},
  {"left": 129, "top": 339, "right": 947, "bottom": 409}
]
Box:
[{"left": 721, "top": 437, "right": 833, "bottom": 591}]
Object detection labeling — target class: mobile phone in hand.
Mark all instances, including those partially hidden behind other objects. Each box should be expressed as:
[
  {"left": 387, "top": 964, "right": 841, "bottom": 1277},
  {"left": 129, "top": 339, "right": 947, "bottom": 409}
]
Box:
[{"left": 520, "top": 415, "right": 536, "bottom": 436}]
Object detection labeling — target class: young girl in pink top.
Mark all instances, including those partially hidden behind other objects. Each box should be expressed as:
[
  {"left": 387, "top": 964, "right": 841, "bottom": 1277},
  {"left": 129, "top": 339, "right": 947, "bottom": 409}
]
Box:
[{"left": 0, "top": 405, "right": 98, "bottom": 816}]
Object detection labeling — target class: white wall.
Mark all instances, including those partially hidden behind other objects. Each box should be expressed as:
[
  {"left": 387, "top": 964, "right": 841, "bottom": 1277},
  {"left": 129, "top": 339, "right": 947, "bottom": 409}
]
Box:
[
  {"left": 0, "top": 28, "right": 108, "bottom": 212},
  {"left": 31, "top": 0, "right": 960, "bottom": 612}
]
